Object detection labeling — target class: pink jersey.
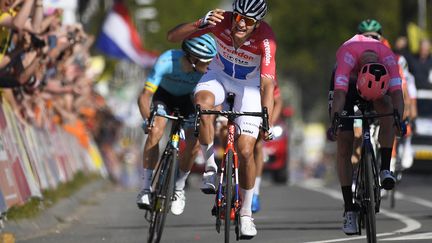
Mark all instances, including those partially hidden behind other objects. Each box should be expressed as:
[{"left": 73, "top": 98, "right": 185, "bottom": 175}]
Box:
[
  {"left": 190, "top": 12, "right": 276, "bottom": 84},
  {"left": 334, "top": 34, "right": 402, "bottom": 92}
]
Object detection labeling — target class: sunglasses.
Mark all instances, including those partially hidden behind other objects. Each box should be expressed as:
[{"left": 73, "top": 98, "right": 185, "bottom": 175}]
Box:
[{"left": 233, "top": 12, "right": 257, "bottom": 26}]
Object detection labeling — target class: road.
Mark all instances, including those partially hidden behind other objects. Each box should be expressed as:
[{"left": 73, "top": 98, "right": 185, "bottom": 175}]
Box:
[{"left": 19, "top": 172, "right": 432, "bottom": 243}]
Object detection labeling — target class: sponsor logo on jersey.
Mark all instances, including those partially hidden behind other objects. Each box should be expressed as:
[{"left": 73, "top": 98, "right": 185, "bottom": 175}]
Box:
[
  {"left": 335, "top": 76, "right": 349, "bottom": 87},
  {"left": 217, "top": 39, "right": 254, "bottom": 61},
  {"left": 263, "top": 39, "right": 272, "bottom": 66},
  {"left": 383, "top": 55, "right": 397, "bottom": 66},
  {"left": 344, "top": 52, "right": 355, "bottom": 67}
]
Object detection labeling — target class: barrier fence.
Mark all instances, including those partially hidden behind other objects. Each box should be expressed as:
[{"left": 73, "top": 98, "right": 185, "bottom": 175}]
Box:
[{"left": 0, "top": 98, "right": 107, "bottom": 217}]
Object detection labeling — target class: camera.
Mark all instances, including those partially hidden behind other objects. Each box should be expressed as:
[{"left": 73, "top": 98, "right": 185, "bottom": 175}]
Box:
[{"left": 30, "top": 34, "right": 46, "bottom": 49}]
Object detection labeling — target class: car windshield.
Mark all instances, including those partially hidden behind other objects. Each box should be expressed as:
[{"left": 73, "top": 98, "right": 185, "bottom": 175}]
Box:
[{"left": 417, "top": 98, "right": 432, "bottom": 117}]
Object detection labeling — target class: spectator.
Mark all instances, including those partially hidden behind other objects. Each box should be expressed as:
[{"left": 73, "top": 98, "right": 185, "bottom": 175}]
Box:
[{"left": 405, "top": 38, "right": 432, "bottom": 90}]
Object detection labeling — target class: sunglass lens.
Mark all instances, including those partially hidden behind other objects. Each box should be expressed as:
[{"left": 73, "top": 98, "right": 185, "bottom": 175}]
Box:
[{"left": 233, "top": 13, "right": 256, "bottom": 26}]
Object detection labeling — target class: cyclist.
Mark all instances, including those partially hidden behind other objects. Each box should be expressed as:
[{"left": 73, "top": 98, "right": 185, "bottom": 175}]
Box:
[
  {"left": 252, "top": 84, "right": 283, "bottom": 213},
  {"left": 167, "top": 0, "right": 276, "bottom": 238},
  {"left": 357, "top": 20, "right": 417, "bottom": 171},
  {"left": 136, "top": 34, "right": 217, "bottom": 216},
  {"left": 327, "top": 29, "right": 405, "bottom": 235}
]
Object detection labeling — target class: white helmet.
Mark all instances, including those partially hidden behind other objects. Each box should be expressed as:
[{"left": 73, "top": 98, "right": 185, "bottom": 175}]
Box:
[{"left": 233, "top": 0, "right": 267, "bottom": 21}]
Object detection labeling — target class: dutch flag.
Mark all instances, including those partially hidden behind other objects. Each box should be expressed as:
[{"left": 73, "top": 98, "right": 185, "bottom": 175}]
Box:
[{"left": 96, "top": 1, "right": 157, "bottom": 67}]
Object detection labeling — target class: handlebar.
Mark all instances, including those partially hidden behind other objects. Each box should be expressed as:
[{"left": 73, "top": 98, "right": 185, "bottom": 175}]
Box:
[
  {"left": 194, "top": 104, "right": 270, "bottom": 137},
  {"left": 330, "top": 109, "right": 402, "bottom": 135},
  {"left": 145, "top": 109, "right": 194, "bottom": 134}
]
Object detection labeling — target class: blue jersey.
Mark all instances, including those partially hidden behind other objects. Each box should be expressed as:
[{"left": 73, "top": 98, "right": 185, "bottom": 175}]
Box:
[{"left": 145, "top": 50, "right": 203, "bottom": 96}]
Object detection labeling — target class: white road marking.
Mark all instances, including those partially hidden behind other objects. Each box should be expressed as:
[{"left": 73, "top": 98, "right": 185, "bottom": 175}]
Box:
[
  {"left": 299, "top": 181, "right": 422, "bottom": 243},
  {"left": 395, "top": 192, "right": 432, "bottom": 209},
  {"left": 382, "top": 232, "right": 432, "bottom": 241}
]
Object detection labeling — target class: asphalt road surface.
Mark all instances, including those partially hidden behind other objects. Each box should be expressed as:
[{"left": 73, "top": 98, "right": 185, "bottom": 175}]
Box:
[{"left": 20, "top": 171, "right": 432, "bottom": 243}]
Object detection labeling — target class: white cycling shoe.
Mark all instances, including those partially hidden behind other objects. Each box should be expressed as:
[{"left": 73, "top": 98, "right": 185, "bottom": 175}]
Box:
[
  {"left": 201, "top": 171, "right": 217, "bottom": 194},
  {"left": 240, "top": 216, "right": 257, "bottom": 239},
  {"left": 342, "top": 211, "right": 358, "bottom": 235},
  {"left": 171, "top": 190, "right": 186, "bottom": 215}
]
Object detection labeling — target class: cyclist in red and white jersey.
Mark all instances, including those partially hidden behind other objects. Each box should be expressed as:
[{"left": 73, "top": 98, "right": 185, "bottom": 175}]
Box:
[
  {"left": 167, "top": 0, "right": 276, "bottom": 238},
  {"left": 327, "top": 29, "right": 405, "bottom": 235}
]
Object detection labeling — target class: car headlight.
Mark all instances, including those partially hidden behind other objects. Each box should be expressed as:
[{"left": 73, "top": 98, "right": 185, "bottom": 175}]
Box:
[{"left": 272, "top": 125, "right": 284, "bottom": 138}]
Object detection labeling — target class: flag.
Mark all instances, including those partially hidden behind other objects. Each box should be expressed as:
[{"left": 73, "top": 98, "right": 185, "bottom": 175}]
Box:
[{"left": 96, "top": 1, "right": 157, "bottom": 68}]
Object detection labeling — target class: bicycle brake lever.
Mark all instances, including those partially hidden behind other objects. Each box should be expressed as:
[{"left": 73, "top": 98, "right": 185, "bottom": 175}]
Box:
[{"left": 194, "top": 105, "right": 201, "bottom": 137}]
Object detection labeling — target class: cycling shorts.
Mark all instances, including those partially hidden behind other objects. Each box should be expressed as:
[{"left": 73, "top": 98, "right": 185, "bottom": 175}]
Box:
[
  {"left": 152, "top": 87, "right": 195, "bottom": 119},
  {"left": 328, "top": 76, "right": 363, "bottom": 131},
  {"left": 194, "top": 70, "right": 262, "bottom": 138}
]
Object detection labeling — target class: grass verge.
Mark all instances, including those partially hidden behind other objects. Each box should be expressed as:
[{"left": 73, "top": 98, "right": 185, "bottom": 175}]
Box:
[{"left": 5, "top": 172, "right": 101, "bottom": 221}]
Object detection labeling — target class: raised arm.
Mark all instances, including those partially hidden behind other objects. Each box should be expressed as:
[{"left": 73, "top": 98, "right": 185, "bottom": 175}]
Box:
[{"left": 167, "top": 9, "right": 225, "bottom": 42}]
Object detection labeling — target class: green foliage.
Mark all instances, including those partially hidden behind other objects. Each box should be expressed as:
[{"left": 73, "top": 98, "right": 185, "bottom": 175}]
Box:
[{"left": 134, "top": 0, "right": 222, "bottom": 52}]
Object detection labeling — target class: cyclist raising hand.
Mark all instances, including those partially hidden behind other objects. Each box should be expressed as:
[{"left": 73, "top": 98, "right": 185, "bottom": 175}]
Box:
[
  {"left": 167, "top": 0, "right": 277, "bottom": 238},
  {"left": 136, "top": 34, "right": 217, "bottom": 216}
]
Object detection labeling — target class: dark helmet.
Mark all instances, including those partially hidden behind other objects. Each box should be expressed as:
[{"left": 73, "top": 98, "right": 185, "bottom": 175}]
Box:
[
  {"left": 358, "top": 19, "right": 382, "bottom": 35},
  {"left": 181, "top": 34, "right": 217, "bottom": 62},
  {"left": 233, "top": 0, "right": 267, "bottom": 21}
]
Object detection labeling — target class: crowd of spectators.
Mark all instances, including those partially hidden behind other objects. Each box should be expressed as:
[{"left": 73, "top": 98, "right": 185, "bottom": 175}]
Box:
[{"left": 0, "top": 0, "right": 123, "bottom": 177}]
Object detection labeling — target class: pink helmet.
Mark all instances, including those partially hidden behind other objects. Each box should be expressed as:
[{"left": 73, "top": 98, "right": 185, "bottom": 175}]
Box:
[{"left": 357, "top": 63, "right": 390, "bottom": 101}]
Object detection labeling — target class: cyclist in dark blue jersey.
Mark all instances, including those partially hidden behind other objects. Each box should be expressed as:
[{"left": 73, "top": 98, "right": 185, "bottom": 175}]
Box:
[{"left": 136, "top": 34, "right": 217, "bottom": 216}]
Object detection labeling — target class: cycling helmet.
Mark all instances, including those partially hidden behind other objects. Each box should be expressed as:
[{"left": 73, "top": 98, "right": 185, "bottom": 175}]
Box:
[
  {"left": 182, "top": 34, "right": 217, "bottom": 62},
  {"left": 357, "top": 63, "right": 390, "bottom": 101},
  {"left": 358, "top": 19, "right": 382, "bottom": 35},
  {"left": 233, "top": 0, "right": 267, "bottom": 21}
]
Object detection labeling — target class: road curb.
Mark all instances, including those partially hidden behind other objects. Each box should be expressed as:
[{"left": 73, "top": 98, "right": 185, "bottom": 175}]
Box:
[{"left": 0, "top": 179, "right": 109, "bottom": 241}]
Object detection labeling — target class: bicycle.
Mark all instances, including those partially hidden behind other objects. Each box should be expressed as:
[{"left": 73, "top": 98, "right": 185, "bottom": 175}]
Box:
[
  {"left": 330, "top": 101, "right": 401, "bottom": 243},
  {"left": 144, "top": 108, "right": 193, "bottom": 243},
  {"left": 194, "top": 92, "right": 270, "bottom": 243}
]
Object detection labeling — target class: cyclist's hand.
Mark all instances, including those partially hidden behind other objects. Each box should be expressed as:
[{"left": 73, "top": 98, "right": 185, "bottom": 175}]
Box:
[
  {"left": 141, "top": 119, "right": 150, "bottom": 133},
  {"left": 264, "top": 126, "right": 274, "bottom": 141},
  {"left": 196, "top": 9, "right": 225, "bottom": 28},
  {"left": 326, "top": 126, "right": 337, "bottom": 142}
]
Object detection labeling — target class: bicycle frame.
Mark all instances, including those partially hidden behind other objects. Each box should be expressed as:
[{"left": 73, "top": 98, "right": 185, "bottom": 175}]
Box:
[
  {"left": 145, "top": 109, "right": 190, "bottom": 243},
  {"left": 194, "top": 93, "right": 269, "bottom": 243},
  {"left": 333, "top": 103, "right": 400, "bottom": 243}
]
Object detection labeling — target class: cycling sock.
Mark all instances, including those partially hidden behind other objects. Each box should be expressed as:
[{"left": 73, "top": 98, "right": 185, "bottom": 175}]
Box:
[
  {"left": 341, "top": 186, "right": 354, "bottom": 211},
  {"left": 175, "top": 170, "right": 190, "bottom": 191},
  {"left": 142, "top": 168, "right": 153, "bottom": 191},
  {"left": 380, "top": 147, "right": 392, "bottom": 171},
  {"left": 201, "top": 143, "right": 217, "bottom": 172},
  {"left": 240, "top": 188, "right": 254, "bottom": 217},
  {"left": 253, "top": 177, "right": 261, "bottom": 195}
]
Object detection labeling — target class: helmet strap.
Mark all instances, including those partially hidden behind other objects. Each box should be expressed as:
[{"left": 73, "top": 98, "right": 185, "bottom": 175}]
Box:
[{"left": 185, "top": 54, "right": 198, "bottom": 72}]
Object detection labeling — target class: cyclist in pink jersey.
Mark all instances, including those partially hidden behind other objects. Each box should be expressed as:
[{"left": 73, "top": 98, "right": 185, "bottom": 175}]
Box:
[
  {"left": 167, "top": 0, "right": 276, "bottom": 238},
  {"left": 327, "top": 32, "right": 405, "bottom": 235}
]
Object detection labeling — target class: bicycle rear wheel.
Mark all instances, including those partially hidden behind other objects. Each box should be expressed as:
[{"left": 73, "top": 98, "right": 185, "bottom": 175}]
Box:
[
  {"left": 224, "top": 149, "right": 234, "bottom": 243},
  {"left": 363, "top": 146, "right": 377, "bottom": 243},
  {"left": 148, "top": 150, "right": 177, "bottom": 243}
]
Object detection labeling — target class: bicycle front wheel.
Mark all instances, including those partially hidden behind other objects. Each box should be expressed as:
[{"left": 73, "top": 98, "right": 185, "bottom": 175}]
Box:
[
  {"left": 224, "top": 149, "right": 234, "bottom": 243},
  {"left": 363, "top": 146, "right": 377, "bottom": 243},
  {"left": 148, "top": 149, "right": 178, "bottom": 243}
]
